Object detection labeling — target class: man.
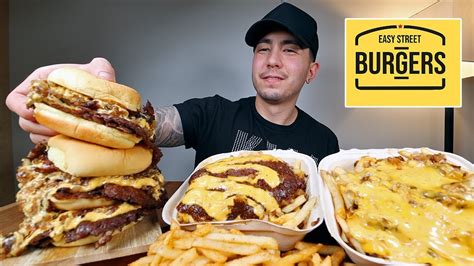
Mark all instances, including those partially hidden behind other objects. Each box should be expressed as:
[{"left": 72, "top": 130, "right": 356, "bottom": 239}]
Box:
[{"left": 6, "top": 2, "right": 338, "bottom": 242}]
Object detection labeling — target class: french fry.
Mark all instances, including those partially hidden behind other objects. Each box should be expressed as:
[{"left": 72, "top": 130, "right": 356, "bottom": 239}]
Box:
[
  {"left": 340, "top": 189, "right": 357, "bottom": 211},
  {"left": 198, "top": 247, "right": 228, "bottom": 263},
  {"left": 269, "top": 211, "right": 297, "bottom": 225},
  {"left": 205, "top": 232, "right": 279, "bottom": 250},
  {"left": 321, "top": 171, "right": 346, "bottom": 218},
  {"left": 148, "top": 238, "right": 164, "bottom": 255},
  {"left": 282, "top": 194, "right": 306, "bottom": 213},
  {"left": 159, "top": 260, "right": 171, "bottom": 266},
  {"left": 154, "top": 245, "right": 184, "bottom": 260},
  {"left": 190, "top": 256, "right": 211, "bottom": 266},
  {"left": 173, "top": 228, "right": 193, "bottom": 239},
  {"left": 192, "top": 237, "right": 261, "bottom": 255},
  {"left": 316, "top": 245, "right": 346, "bottom": 266},
  {"left": 294, "top": 241, "right": 322, "bottom": 251},
  {"left": 129, "top": 255, "right": 154, "bottom": 266},
  {"left": 293, "top": 160, "right": 302, "bottom": 171},
  {"left": 172, "top": 237, "right": 195, "bottom": 249},
  {"left": 150, "top": 254, "right": 163, "bottom": 266},
  {"left": 335, "top": 215, "right": 350, "bottom": 236},
  {"left": 340, "top": 232, "right": 348, "bottom": 243},
  {"left": 130, "top": 223, "right": 346, "bottom": 266},
  {"left": 193, "top": 223, "right": 214, "bottom": 237},
  {"left": 225, "top": 251, "right": 273, "bottom": 266},
  {"left": 273, "top": 244, "right": 322, "bottom": 265},
  {"left": 170, "top": 221, "right": 180, "bottom": 231},
  {"left": 348, "top": 236, "right": 365, "bottom": 255},
  {"left": 163, "top": 230, "right": 174, "bottom": 246},
  {"left": 156, "top": 232, "right": 168, "bottom": 241},
  {"left": 334, "top": 167, "right": 347, "bottom": 176},
  {"left": 321, "top": 256, "right": 332, "bottom": 266},
  {"left": 330, "top": 249, "right": 346, "bottom": 266},
  {"left": 311, "top": 253, "right": 322, "bottom": 265},
  {"left": 318, "top": 245, "right": 343, "bottom": 255},
  {"left": 169, "top": 247, "right": 198, "bottom": 266},
  {"left": 283, "top": 197, "right": 317, "bottom": 228}
]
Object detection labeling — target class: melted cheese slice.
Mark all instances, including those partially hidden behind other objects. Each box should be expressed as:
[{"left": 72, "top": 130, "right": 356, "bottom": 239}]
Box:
[
  {"left": 337, "top": 158, "right": 473, "bottom": 265},
  {"left": 181, "top": 175, "right": 279, "bottom": 221},
  {"left": 179, "top": 153, "right": 308, "bottom": 223},
  {"left": 29, "top": 81, "right": 153, "bottom": 132},
  {"left": 58, "top": 175, "right": 161, "bottom": 191},
  {"left": 208, "top": 154, "right": 280, "bottom": 165},
  {"left": 205, "top": 163, "right": 280, "bottom": 188}
]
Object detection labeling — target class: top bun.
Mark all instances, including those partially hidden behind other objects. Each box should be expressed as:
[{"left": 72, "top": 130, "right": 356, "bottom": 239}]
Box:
[
  {"left": 48, "top": 67, "right": 141, "bottom": 111},
  {"left": 47, "top": 135, "right": 152, "bottom": 177}
]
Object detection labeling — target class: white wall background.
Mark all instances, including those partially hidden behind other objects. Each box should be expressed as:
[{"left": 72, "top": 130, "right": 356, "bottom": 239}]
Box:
[{"left": 8, "top": 0, "right": 473, "bottom": 183}]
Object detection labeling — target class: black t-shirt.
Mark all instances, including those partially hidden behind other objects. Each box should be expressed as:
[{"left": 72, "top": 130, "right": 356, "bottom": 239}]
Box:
[
  {"left": 175, "top": 95, "right": 339, "bottom": 166},
  {"left": 174, "top": 95, "right": 340, "bottom": 244}
]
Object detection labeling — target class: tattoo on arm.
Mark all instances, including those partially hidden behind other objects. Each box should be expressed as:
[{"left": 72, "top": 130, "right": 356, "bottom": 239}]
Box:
[{"left": 154, "top": 106, "right": 185, "bottom": 147}]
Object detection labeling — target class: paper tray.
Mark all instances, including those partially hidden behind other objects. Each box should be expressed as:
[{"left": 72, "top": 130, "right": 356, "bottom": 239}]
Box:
[
  {"left": 318, "top": 148, "right": 473, "bottom": 266},
  {"left": 162, "top": 149, "right": 324, "bottom": 250}
]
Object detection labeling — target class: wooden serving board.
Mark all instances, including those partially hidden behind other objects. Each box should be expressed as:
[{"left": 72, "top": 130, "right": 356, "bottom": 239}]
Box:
[{"left": 0, "top": 203, "right": 162, "bottom": 265}]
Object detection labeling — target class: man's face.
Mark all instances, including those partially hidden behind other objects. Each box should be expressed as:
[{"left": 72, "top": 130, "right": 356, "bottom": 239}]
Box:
[{"left": 252, "top": 31, "right": 317, "bottom": 104}]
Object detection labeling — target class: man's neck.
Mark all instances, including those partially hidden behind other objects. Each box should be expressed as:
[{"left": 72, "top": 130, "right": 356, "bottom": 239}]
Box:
[{"left": 254, "top": 96, "right": 298, "bottom": 126}]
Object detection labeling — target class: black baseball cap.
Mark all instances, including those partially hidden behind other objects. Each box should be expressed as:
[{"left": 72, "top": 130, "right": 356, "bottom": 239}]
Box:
[{"left": 245, "top": 2, "right": 319, "bottom": 61}]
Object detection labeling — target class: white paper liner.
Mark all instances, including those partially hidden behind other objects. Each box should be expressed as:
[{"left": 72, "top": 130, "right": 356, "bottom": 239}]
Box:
[
  {"left": 318, "top": 148, "right": 474, "bottom": 266},
  {"left": 162, "top": 149, "right": 324, "bottom": 250}
]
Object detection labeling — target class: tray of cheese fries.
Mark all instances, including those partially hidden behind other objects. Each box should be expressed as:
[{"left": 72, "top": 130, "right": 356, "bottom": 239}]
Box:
[
  {"left": 319, "top": 148, "right": 474, "bottom": 266},
  {"left": 130, "top": 222, "right": 348, "bottom": 266},
  {"left": 162, "top": 150, "right": 323, "bottom": 250}
]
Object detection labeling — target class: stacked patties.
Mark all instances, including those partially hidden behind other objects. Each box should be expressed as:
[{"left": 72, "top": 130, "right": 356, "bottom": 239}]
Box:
[
  {"left": 0, "top": 68, "right": 165, "bottom": 257},
  {"left": 27, "top": 67, "right": 157, "bottom": 149}
]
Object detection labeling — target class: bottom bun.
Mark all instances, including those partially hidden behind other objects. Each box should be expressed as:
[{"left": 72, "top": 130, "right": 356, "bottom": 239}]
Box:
[
  {"left": 50, "top": 197, "right": 115, "bottom": 211},
  {"left": 34, "top": 103, "right": 140, "bottom": 149},
  {"left": 47, "top": 135, "right": 152, "bottom": 177}
]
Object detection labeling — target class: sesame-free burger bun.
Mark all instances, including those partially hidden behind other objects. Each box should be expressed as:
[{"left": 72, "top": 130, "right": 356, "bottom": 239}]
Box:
[
  {"left": 28, "top": 67, "right": 157, "bottom": 149},
  {"left": 47, "top": 135, "right": 152, "bottom": 177},
  {"left": 48, "top": 67, "right": 141, "bottom": 111},
  {"left": 34, "top": 103, "right": 141, "bottom": 149}
]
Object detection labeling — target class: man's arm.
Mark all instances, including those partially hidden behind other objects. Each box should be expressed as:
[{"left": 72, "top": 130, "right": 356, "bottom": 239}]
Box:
[{"left": 154, "top": 106, "right": 185, "bottom": 147}]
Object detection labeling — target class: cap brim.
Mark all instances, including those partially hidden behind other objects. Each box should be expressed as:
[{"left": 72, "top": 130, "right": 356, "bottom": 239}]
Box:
[{"left": 245, "top": 19, "right": 310, "bottom": 49}]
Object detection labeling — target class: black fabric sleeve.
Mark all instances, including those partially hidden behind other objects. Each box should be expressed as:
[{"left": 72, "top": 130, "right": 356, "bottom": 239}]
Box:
[
  {"left": 173, "top": 95, "right": 222, "bottom": 149},
  {"left": 326, "top": 131, "right": 340, "bottom": 155}
]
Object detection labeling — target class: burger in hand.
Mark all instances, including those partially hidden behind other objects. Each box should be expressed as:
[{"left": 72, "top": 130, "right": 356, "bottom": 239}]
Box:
[{"left": 27, "top": 67, "right": 156, "bottom": 149}]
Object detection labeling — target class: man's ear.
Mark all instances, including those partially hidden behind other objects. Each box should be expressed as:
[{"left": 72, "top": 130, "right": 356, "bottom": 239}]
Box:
[{"left": 305, "top": 62, "right": 320, "bottom": 84}]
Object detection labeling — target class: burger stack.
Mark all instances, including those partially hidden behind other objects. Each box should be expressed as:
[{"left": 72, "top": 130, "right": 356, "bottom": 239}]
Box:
[{"left": 0, "top": 68, "right": 166, "bottom": 257}]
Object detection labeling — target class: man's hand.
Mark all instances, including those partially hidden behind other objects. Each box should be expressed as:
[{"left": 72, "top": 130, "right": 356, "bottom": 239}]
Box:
[{"left": 5, "top": 57, "right": 116, "bottom": 144}]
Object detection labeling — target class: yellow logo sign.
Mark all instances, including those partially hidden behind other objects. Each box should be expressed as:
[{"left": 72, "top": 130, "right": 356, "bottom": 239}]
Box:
[{"left": 345, "top": 19, "right": 461, "bottom": 107}]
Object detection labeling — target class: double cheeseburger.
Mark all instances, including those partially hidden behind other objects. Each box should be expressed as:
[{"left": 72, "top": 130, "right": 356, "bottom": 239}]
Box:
[
  {"left": 26, "top": 67, "right": 156, "bottom": 149},
  {"left": 0, "top": 135, "right": 166, "bottom": 257}
]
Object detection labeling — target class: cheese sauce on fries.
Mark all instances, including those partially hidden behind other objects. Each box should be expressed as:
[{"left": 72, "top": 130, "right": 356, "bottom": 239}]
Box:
[
  {"left": 323, "top": 150, "right": 473, "bottom": 265},
  {"left": 176, "top": 153, "right": 315, "bottom": 229}
]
